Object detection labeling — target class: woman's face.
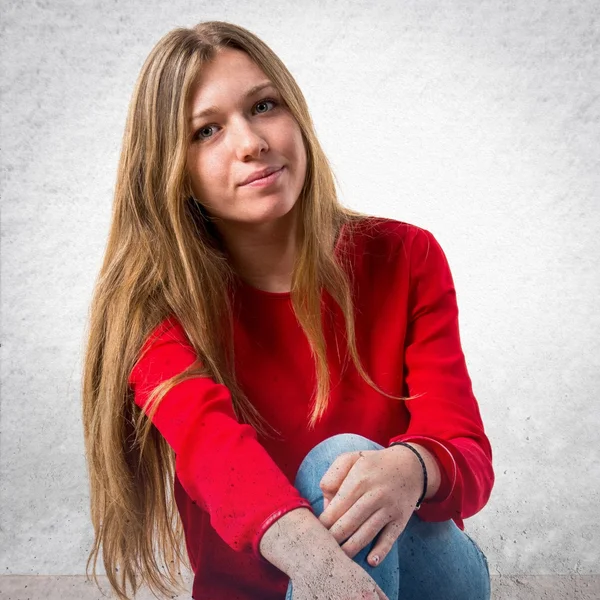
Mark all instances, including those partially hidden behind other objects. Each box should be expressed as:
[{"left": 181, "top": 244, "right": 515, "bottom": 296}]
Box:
[{"left": 186, "top": 48, "right": 307, "bottom": 227}]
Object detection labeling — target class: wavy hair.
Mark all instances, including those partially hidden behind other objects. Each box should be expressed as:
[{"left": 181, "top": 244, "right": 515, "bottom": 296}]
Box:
[{"left": 81, "top": 20, "right": 411, "bottom": 600}]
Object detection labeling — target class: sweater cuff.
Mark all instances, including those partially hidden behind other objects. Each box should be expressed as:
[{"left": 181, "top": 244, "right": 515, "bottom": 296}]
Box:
[
  {"left": 252, "top": 498, "right": 315, "bottom": 563},
  {"left": 388, "top": 435, "right": 457, "bottom": 503}
]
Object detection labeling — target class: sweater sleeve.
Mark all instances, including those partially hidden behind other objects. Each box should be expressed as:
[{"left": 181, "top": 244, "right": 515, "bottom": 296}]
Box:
[
  {"left": 387, "top": 227, "right": 495, "bottom": 526},
  {"left": 128, "top": 316, "right": 313, "bottom": 559}
]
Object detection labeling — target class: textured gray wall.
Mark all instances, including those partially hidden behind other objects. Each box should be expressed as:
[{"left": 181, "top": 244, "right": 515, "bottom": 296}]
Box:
[{"left": 1, "top": 0, "right": 599, "bottom": 598}]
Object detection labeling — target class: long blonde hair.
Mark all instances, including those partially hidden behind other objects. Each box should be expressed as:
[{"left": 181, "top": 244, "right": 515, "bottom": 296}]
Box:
[{"left": 82, "top": 20, "right": 411, "bottom": 600}]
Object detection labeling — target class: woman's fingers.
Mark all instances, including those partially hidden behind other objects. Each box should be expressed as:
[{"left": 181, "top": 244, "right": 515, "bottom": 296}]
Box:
[
  {"left": 319, "top": 452, "right": 364, "bottom": 528},
  {"left": 319, "top": 452, "right": 360, "bottom": 503},
  {"left": 328, "top": 490, "right": 381, "bottom": 547},
  {"left": 339, "top": 507, "right": 388, "bottom": 559},
  {"left": 366, "top": 518, "right": 407, "bottom": 566}
]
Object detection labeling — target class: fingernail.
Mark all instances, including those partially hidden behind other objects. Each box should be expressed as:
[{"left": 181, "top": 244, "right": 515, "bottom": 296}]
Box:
[{"left": 371, "top": 555, "right": 379, "bottom": 565}]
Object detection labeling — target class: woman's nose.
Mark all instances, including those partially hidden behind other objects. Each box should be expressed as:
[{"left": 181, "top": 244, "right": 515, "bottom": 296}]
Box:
[{"left": 230, "top": 119, "right": 269, "bottom": 159}]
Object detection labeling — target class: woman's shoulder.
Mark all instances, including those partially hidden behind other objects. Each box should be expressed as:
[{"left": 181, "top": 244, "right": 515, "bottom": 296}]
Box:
[
  {"left": 138, "top": 314, "right": 189, "bottom": 355},
  {"left": 344, "top": 215, "right": 435, "bottom": 257},
  {"left": 129, "top": 315, "right": 195, "bottom": 386}
]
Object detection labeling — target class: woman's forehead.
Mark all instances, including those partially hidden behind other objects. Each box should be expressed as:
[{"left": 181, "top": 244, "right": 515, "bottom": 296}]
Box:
[
  {"left": 188, "top": 52, "right": 275, "bottom": 116},
  {"left": 193, "top": 49, "right": 268, "bottom": 92}
]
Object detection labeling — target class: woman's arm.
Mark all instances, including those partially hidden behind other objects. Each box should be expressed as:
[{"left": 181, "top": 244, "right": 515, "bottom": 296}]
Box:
[
  {"left": 388, "top": 227, "right": 495, "bottom": 524},
  {"left": 129, "top": 317, "right": 314, "bottom": 558}
]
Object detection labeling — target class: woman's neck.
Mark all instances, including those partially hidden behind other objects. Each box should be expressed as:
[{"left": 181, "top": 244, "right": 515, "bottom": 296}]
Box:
[{"left": 216, "top": 208, "right": 298, "bottom": 293}]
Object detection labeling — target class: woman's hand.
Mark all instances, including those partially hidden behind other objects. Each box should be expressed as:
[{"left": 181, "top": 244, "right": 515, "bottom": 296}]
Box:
[{"left": 318, "top": 445, "right": 429, "bottom": 567}]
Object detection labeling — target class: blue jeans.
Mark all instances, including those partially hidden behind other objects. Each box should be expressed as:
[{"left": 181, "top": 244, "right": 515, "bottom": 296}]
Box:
[{"left": 285, "top": 434, "right": 491, "bottom": 600}]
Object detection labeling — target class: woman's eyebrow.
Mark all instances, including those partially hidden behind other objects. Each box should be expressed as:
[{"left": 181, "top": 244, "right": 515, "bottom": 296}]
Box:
[{"left": 189, "top": 81, "right": 277, "bottom": 123}]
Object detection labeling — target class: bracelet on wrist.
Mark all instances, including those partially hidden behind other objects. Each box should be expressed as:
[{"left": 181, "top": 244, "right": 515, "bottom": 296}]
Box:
[{"left": 389, "top": 442, "right": 428, "bottom": 509}]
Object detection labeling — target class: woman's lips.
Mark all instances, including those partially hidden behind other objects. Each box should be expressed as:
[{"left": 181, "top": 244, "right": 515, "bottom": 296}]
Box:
[{"left": 241, "top": 166, "right": 285, "bottom": 187}]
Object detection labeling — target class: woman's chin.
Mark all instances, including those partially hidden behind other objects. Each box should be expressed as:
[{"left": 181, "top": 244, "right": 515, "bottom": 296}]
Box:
[{"left": 240, "top": 197, "right": 298, "bottom": 225}]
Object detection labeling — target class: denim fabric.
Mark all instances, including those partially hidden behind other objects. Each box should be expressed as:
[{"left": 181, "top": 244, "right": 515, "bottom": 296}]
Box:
[{"left": 284, "top": 434, "right": 490, "bottom": 600}]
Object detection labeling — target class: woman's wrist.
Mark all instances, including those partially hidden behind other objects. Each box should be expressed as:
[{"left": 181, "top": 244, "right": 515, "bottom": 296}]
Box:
[
  {"left": 259, "top": 507, "right": 346, "bottom": 577},
  {"left": 387, "top": 443, "right": 441, "bottom": 501}
]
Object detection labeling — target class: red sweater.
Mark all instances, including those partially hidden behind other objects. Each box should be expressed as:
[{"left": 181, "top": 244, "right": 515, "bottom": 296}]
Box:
[{"left": 128, "top": 218, "right": 494, "bottom": 600}]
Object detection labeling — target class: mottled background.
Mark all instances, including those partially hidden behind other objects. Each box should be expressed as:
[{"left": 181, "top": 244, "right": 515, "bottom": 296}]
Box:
[{"left": 1, "top": 0, "right": 598, "bottom": 598}]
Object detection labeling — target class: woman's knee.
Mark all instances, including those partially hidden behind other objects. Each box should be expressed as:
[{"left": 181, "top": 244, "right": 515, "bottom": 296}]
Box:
[
  {"left": 293, "top": 433, "right": 383, "bottom": 498},
  {"left": 296, "top": 433, "right": 383, "bottom": 478}
]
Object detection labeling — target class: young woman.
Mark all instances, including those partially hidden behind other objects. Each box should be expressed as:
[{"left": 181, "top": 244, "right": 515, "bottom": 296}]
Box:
[{"left": 82, "top": 20, "right": 494, "bottom": 600}]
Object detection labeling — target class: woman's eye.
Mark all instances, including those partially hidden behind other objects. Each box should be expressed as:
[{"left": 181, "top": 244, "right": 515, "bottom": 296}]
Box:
[
  {"left": 254, "top": 98, "right": 278, "bottom": 114},
  {"left": 195, "top": 125, "right": 217, "bottom": 141}
]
